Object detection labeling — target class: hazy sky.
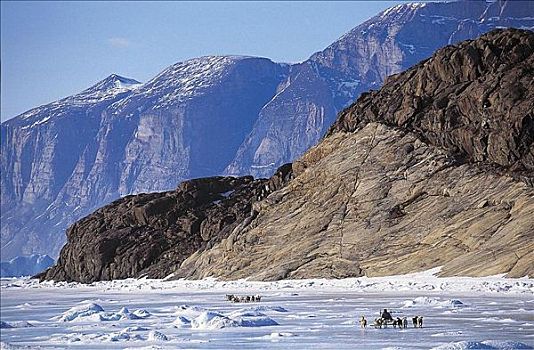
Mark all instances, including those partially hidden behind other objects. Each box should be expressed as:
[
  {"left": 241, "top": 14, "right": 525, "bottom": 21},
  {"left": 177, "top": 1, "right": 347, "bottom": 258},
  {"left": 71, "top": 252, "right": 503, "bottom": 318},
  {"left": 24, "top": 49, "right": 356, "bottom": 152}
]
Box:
[{"left": 1, "top": 1, "right": 406, "bottom": 121}]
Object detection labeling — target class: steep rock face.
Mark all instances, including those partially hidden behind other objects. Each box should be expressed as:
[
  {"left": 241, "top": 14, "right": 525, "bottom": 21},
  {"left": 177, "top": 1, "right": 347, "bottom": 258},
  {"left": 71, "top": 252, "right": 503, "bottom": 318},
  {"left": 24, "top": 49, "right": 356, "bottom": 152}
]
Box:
[
  {"left": 1, "top": 57, "right": 287, "bottom": 259},
  {"left": 329, "top": 29, "right": 534, "bottom": 181},
  {"left": 1, "top": 75, "right": 141, "bottom": 258},
  {"left": 226, "top": 0, "right": 534, "bottom": 178},
  {"left": 42, "top": 29, "right": 534, "bottom": 282},
  {"left": 182, "top": 29, "right": 534, "bottom": 280},
  {"left": 224, "top": 62, "right": 336, "bottom": 178},
  {"left": 106, "top": 56, "right": 287, "bottom": 183},
  {"left": 182, "top": 123, "right": 533, "bottom": 280},
  {"left": 40, "top": 165, "right": 294, "bottom": 282}
]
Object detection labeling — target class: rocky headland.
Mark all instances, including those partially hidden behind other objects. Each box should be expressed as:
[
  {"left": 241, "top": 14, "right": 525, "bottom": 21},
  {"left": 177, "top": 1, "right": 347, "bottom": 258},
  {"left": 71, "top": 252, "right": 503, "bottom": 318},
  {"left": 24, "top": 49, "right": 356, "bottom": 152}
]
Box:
[{"left": 40, "top": 29, "right": 534, "bottom": 282}]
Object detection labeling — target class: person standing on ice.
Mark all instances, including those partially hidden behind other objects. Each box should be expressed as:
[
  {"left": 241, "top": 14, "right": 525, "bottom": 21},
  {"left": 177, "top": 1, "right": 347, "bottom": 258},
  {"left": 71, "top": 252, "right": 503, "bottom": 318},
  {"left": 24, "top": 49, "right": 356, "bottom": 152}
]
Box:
[{"left": 381, "top": 309, "right": 393, "bottom": 322}]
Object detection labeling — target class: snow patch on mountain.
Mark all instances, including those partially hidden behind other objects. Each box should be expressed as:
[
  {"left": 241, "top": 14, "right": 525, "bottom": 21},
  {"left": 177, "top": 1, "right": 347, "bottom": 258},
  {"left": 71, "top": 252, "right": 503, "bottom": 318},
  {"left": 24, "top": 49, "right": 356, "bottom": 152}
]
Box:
[
  {"left": 16, "top": 74, "right": 142, "bottom": 128},
  {"left": 113, "top": 55, "right": 259, "bottom": 111}
]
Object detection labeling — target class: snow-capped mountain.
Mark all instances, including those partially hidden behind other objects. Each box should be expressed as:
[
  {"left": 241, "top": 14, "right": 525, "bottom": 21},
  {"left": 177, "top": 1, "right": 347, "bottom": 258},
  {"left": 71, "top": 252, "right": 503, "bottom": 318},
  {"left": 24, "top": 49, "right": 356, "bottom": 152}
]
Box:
[
  {"left": 1, "top": 57, "right": 287, "bottom": 259},
  {"left": 1, "top": 0, "right": 533, "bottom": 259},
  {"left": 40, "top": 29, "right": 534, "bottom": 283},
  {"left": 1, "top": 74, "right": 142, "bottom": 258},
  {"left": 0, "top": 254, "right": 54, "bottom": 277},
  {"left": 225, "top": 0, "right": 534, "bottom": 177}
]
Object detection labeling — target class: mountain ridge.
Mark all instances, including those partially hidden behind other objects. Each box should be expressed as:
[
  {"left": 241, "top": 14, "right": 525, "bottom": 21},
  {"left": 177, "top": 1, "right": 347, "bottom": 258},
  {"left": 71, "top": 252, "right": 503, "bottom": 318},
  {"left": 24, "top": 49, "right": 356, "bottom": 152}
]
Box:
[
  {"left": 40, "top": 28, "right": 534, "bottom": 283},
  {"left": 1, "top": 56, "right": 287, "bottom": 259},
  {"left": 2, "top": 0, "right": 533, "bottom": 260},
  {"left": 224, "top": 0, "right": 534, "bottom": 178}
]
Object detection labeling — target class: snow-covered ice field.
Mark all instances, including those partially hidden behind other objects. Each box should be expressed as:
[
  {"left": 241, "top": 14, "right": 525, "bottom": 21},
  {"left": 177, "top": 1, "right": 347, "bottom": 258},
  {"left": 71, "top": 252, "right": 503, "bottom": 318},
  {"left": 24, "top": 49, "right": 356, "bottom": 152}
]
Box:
[{"left": 1, "top": 269, "right": 533, "bottom": 349}]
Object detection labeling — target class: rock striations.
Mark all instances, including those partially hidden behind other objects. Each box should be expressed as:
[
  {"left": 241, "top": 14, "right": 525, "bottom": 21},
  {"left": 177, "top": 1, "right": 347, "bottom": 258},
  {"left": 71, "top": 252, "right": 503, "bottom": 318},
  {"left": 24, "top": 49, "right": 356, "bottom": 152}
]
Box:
[
  {"left": 226, "top": 0, "right": 534, "bottom": 178},
  {"left": 1, "top": 57, "right": 287, "bottom": 259},
  {"left": 329, "top": 28, "right": 534, "bottom": 182},
  {"left": 2, "top": 0, "right": 533, "bottom": 260},
  {"left": 41, "top": 29, "right": 534, "bottom": 282}
]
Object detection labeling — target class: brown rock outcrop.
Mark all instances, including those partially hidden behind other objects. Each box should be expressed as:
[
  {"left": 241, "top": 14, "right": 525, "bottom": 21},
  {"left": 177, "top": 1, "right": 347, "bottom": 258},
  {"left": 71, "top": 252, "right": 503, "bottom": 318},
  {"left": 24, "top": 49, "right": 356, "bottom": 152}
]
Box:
[
  {"left": 39, "top": 164, "right": 295, "bottom": 283},
  {"left": 181, "top": 122, "right": 533, "bottom": 280},
  {"left": 329, "top": 29, "right": 534, "bottom": 182},
  {"left": 42, "top": 29, "right": 534, "bottom": 282},
  {"left": 39, "top": 176, "right": 265, "bottom": 282}
]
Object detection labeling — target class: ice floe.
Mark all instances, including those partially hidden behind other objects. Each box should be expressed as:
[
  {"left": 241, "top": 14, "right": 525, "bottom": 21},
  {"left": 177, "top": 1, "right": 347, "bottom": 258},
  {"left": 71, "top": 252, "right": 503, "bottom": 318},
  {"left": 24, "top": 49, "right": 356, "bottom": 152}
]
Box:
[
  {"left": 175, "top": 307, "right": 280, "bottom": 330},
  {"left": 1, "top": 271, "right": 532, "bottom": 349},
  {"left": 402, "top": 297, "right": 467, "bottom": 309},
  {"left": 54, "top": 302, "right": 151, "bottom": 322},
  {"left": 431, "top": 340, "right": 533, "bottom": 349}
]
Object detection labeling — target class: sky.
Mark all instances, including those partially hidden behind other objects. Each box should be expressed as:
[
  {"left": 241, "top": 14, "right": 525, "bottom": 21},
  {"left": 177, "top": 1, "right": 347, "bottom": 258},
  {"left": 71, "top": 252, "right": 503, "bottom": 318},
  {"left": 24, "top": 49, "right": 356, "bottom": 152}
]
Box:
[{"left": 1, "top": 1, "right": 407, "bottom": 122}]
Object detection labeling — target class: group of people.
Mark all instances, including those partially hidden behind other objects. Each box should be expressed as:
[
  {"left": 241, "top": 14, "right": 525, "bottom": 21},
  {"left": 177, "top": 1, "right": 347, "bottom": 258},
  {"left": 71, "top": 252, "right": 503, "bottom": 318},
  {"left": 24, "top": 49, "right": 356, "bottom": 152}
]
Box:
[
  {"left": 359, "top": 309, "right": 424, "bottom": 329},
  {"left": 225, "top": 294, "right": 262, "bottom": 303}
]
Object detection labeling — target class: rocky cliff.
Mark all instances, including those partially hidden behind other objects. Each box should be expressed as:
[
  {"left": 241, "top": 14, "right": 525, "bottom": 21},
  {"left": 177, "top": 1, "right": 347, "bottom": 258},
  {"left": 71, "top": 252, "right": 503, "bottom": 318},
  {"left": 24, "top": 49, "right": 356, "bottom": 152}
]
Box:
[
  {"left": 329, "top": 27, "right": 534, "bottom": 182},
  {"left": 40, "top": 165, "right": 293, "bottom": 282},
  {"left": 1, "top": 57, "right": 287, "bottom": 259},
  {"left": 226, "top": 0, "right": 534, "bottom": 178},
  {"left": 41, "top": 29, "right": 534, "bottom": 282},
  {"left": 2, "top": 0, "right": 533, "bottom": 260}
]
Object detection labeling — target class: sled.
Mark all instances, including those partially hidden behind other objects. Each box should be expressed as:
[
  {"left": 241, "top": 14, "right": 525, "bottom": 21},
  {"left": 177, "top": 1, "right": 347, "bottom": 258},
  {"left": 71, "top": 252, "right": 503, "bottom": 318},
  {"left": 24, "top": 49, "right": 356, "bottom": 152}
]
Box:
[{"left": 370, "top": 318, "right": 405, "bottom": 328}]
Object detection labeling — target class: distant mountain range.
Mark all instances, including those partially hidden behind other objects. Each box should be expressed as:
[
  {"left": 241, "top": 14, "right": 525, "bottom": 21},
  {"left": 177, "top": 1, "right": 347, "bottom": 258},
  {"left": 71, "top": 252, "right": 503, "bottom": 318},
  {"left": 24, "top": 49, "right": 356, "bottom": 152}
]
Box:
[
  {"left": 1, "top": 254, "right": 54, "bottom": 277},
  {"left": 2, "top": 0, "right": 533, "bottom": 259},
  {"left": 41, "top": 29, "right": 534, "bottom": 282}
]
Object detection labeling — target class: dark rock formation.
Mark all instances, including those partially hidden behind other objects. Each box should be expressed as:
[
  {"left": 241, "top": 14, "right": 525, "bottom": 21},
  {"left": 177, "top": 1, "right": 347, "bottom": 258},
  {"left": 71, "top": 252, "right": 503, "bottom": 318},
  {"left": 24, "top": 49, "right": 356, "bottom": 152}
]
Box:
[
  {"left": 39, "top": 164, "right": 295, "bottom": 283},
  {"left": 329, "top": 29, "right": 534, "bottom": 182},
  {"left": 41, "top": 29, "right": 534, "bottom": 282},
  {"left": 39, "top": 176, "right": 265, "bottom": 282}
]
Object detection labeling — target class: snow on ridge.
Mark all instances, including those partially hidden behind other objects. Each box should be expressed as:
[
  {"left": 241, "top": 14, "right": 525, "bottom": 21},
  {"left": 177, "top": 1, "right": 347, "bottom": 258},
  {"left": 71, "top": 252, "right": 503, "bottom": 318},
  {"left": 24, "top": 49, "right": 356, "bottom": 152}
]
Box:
[
  {"left": 72, "top": 74, "right": 142, "bottom": 102},
  {"left": 130, "top": 55, "right": 261, "bottom": 110},
  {"left": 380, "top": 2, "right": 426, "bottom": 19},
  {"left": 325, "top": 1, "right": 429, "bottom": 51},
  {"left": 332, "top": 1, "right": 532, "bottom": 51},
  {"left": 149, "top": 55, "right": 258, "bottom": 85},
  {"left": 15, "top": 74, "right": 142, "bottom": 127},
  {"left": 86, "top": 74, "right": 142, "bottom": 92},
  {"left": 380, "top": 4, "right": 405, "bottom": 18},
  {"left": 112, "top": 78, "right": 143, "bottom": 91}
]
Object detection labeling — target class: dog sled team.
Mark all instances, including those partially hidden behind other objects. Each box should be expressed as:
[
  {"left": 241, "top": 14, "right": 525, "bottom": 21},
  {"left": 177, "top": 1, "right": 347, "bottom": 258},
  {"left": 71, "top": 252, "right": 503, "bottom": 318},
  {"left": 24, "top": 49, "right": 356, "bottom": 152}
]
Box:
[
  {"left": 226, "top": 294, "right": 262, "bottom": 303},
  {"left": 359, "top": 309, "right": 423, "bottom": 329},
  {"left": 225, "top": 296, "right": 424, "bottom": 329}
]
